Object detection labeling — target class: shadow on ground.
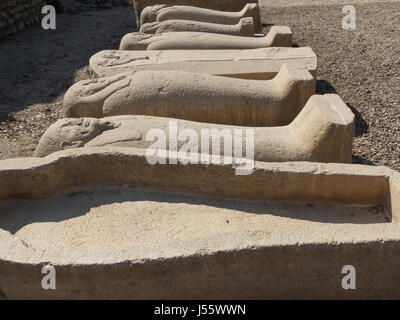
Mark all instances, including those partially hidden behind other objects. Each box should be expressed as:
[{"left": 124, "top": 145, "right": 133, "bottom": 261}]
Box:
[
  {"left": 317, "top": 80, "right": 373, "bottom": 165},
  {"left": 261, "top": 23, "right": 274, "bottom": 28},
  {"left": 317, "top": 80, "right": 369, "bottom": 137},
  {"left": 0, "top": 7, "right": 137, "bottom": 120},
  {"left": 352, "top": 155, "right": 376, "bottom": 166}
]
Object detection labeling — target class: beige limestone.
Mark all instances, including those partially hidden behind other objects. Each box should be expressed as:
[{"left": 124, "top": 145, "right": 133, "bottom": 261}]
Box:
[
  {"left": 64, "top": 64, "right": 316, "bottom": 126},
  {"left": 0, "top": 190, "right": 387, "bottom": 253},
  {"left": 0, "top": 148, "right": 399, "bottom": 299},
  {"left": 119, "top": 27, "right": 292, "bottom": 50},
  {"left": 132, "top": 0, "right": 260, "bottom": 28},
  {"left": 140, "top": 3, "right": 262, "bottom": 33},
  {"left": 37, "top": 94, "right": 354, "bottom": 163},
  {"left": 90, "top": 47, "right": 315, "bottom": 80},
  {"left": 139, "top": 17, "right": 255, "bottom": 36}
]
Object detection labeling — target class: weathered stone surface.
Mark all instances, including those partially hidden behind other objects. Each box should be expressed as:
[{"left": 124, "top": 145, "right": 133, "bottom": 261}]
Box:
[
  {"left": 64, "top": 64, "right": 316, "bottom": 126},
  {"left": 120, "top": 27, "right": 292, "bottom": 50},
  {"left": 139, "top": 17, "right": 255, "bottom": 36},
  {"left": 91, "top": 47, "right": 314, "bottom": 80},
  {"left": 131, "top": 0, "right": 260, "bottom": 28},
  {"left": 37, "top": 94, "right": 354, "bottom": 163},
  {"left": 0, "top": 148, "right": 399, "bottom": 299},
  {"left": 140, "top": 3, "right": 262, "bottom": 33}
]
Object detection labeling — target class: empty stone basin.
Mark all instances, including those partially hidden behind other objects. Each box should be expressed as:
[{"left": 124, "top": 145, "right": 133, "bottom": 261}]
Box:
[
  {"left": 0, "top": 148, "right": 399, "bottom": 299},
  {"left": 0, "top": 188, "right": 390, "bottom": 254}
]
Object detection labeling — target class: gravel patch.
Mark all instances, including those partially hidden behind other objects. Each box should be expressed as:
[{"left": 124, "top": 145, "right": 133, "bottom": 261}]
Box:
[
  {"left": 262, "top": 1, "right": 400, "bottom": 170},
  {"left": 0, "top": 7, "right": 136, "bottom": 159}
]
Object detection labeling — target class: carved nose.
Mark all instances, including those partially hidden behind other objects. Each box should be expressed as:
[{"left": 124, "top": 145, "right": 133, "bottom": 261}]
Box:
[{"left": 100, "top": 120, "right": 116, "bottom": 130}]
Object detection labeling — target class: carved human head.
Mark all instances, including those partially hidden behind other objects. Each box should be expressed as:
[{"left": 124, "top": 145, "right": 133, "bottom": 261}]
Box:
[{"left": 34, "top": 118, "right": 118, "bottom": 157}]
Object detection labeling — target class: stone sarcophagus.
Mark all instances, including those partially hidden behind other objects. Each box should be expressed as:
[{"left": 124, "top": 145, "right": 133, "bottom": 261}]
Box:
[
  {"left": 35, "top": 94, "right": 355, "bottom": 164},
  {"left": 140, "top": 3, "right": 262, "bottom": 32},
  {"left": 130, "top": 0, "right": 260, "bottom": 28},
  {"left": 119, "top": 27, "right": 293, "bottom": 51},
  {"left": 0, "top": 149, "right": 399, "bottom": 299},
  {"left": 90, "top": 47, "right": 316, "bottom": 79},
  {"left": 139, "top": 17, "right": 255, "bottom": 36},
  {"left": 63, "top": 64, "right": 316, "bottom": 126}
]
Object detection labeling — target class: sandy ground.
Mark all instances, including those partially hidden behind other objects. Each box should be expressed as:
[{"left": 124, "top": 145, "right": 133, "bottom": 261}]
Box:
[
  {"left": 263, "top": 0, "right": 400, "bottom": 6},
  {"left": 0, "top": 1, "right": 399, "bottom": 169},
  {"left": 262, "top": 0, "right": 400, "bottom": 169},
  {"left": 0, "top": 187, "right": 387, "bottom": 251}
]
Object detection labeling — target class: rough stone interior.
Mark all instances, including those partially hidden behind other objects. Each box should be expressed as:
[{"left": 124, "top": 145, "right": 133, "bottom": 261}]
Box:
[{"left": 0, "top": 187, "right": 389, "bottom": 252}]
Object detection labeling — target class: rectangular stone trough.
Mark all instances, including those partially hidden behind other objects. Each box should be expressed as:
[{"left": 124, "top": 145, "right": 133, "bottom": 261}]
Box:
[
  {"left": 90, "top": 47, "right": 317, "bottom": 80},
  {"left": 0, "top": 148, "right": 399, "bottom": 299}
]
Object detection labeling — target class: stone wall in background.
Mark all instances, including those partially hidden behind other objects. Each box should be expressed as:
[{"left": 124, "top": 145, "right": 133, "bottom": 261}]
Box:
[
  {"left": 0, "top": 0, "right": 45, "bottom": 39},
  {"left": 0, "top": 0, "right": 130, "bottom": 39}
]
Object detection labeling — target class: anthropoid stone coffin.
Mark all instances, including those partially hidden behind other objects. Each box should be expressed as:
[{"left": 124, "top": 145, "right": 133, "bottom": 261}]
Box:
[
  {"left": 140, "top": 17, "right": 255, "bottom": 36},
  {"left": 64, "top": 64, "right": 316, "bottom": 126},
  {"left": 131, "top": 0, "right": 260, "bottom": 28},
  {"left": 119, "top": 27, "right": 293, "bottom": 50},
  {"left": 91, "top": 47, "right": 316, "bottom": 80},
  {"left": 35, "top": 94, "right": 355, "bottom": 163},
  {"left": 140, "top": 3, "right": 262, "bottom": 33},
  {"left": 0, "top": 148, "right": 399, "bottom": 299}
]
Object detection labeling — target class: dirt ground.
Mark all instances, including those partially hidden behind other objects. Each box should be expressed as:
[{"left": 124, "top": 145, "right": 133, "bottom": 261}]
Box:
[
  {"left": 0, "top": 6, "right": 138, "bottom": 159},
  {"left": 262, "top": 0, "right": 400, "bottom": 170},
  {"left": 0, "top": 1, "right": 399, "bottom": 170}
]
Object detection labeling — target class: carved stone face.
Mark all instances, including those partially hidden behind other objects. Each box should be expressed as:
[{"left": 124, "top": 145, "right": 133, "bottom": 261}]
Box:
[
  {"left": 63, "top": 74, "right": 131, "bottom": 118},
  {"left": 140, "top": 4, "right": 170, "bottom": 25},
  {"left": 34, "top": 118, "right": 118, "bottom": 157},
  {"left": 57, "top": 118, "right": 114, "bottom": 145},
  {"left": 139, "top": 22, "right": 160, "bottom": 34}
]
